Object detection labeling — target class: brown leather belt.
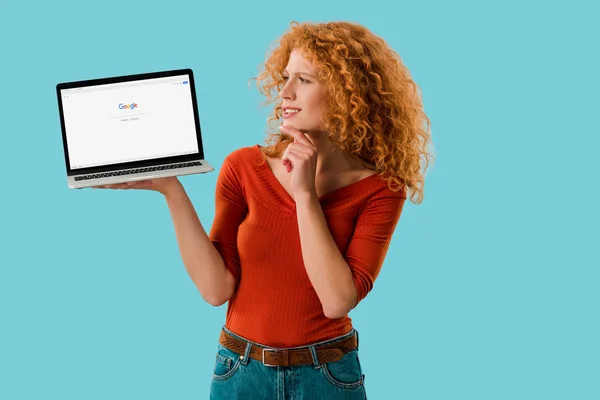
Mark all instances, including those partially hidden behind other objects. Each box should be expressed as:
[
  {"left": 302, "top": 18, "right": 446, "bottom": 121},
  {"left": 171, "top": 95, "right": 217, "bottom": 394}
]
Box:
[{"left": 219, "top": 329, "right": 358, "bottom": 367}]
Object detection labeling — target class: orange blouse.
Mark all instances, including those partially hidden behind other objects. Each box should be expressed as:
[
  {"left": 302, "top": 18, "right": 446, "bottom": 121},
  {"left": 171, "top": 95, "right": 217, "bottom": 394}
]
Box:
[{"left": 209, "top": 145, "right": 406, "bottom": 347}]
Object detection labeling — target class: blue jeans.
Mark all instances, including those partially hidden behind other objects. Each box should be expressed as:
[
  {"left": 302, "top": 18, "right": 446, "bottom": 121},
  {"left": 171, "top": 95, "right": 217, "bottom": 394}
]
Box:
[{"left": 209, "top": 326, "right": 367, "bottom": 399}]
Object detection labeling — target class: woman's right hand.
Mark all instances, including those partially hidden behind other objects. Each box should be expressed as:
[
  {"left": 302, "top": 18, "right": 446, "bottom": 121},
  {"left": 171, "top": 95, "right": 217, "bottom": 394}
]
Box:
[{"left": 93, "top": 176, "right": 182, "bottom": 196}]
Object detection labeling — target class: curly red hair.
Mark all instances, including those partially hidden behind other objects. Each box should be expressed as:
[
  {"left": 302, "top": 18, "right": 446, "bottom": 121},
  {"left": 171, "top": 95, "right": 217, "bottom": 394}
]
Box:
[{"left": 251, "top": 21, "right": 434, "bottom": 204}]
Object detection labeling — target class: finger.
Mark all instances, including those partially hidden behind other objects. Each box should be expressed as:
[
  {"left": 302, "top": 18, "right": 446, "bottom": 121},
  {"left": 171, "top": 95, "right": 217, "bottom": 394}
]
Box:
[
  {"left": 286, "top": 149, "right": 310, "bottom": 171},
  {"left": 286, "top": 142, "right": 314, "bottom": 157},
  {"left": 282, "top": 149, "right": 294, "bottom": 169},
  {"left": 94, "top": 184, "right": 125, "bottom": 189},
  {"left": 287, "top": 145, "right": 315, "bottom": 163},
  {"left": 94, "top": 182, "right": 135, "bottom": 190},
  {"left": 113, "top": 183, "right": 132, "bottom": 189},
  {"left": 280, "top": 125, "right": 312, "bottom": 147},
  {"left": 127, "top": 180, "right": 150, "bottom": 188},
  {"left": 282, "top": 148, "right": 307, "bottom": 168},
  {"left": 287, "top": 129, "right": 310, "bottom": 146},
  {"left": 129, "top": 180, "right": 159, "bottom": 191},
  {"left": 282, "top": 158, "right": 292, "bottom": 172},
  {"left": 283, "top": 146, "right": 303, "bottom": 162},
  {"left": 282, "top": 155, "right": 295, "bottom": 172}
]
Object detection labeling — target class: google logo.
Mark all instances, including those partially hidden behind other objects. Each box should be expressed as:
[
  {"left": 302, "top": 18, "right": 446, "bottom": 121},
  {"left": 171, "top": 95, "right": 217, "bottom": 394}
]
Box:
[{"left": 119, "top": 102, "right": 138, "bottom": 110}]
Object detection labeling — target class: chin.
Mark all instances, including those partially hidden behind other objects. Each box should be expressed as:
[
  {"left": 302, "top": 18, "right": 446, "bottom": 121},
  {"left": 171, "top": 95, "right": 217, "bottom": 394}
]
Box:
[
  {"left": 282, "top": 122, "right": 301, "bottom": 131},
  {"left": 282, "top": 122, "right": 319, "bottom": 133}
]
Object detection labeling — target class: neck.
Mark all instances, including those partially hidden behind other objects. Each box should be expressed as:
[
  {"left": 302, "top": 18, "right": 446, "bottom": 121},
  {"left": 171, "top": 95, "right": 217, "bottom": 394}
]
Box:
[{"left": 302, "top": 130, "right": 354, "bottom": 176}]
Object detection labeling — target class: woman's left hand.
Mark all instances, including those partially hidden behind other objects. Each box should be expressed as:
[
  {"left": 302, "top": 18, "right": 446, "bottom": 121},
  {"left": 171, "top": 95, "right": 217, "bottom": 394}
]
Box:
[{"left": 280, "top": 125, "right": 318, "bottom": 199}]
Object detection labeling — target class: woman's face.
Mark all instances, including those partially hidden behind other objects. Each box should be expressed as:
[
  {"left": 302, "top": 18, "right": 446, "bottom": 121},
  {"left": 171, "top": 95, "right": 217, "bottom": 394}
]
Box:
[{"left": 279, "top": 49, "right": 327, "bottom": 132}]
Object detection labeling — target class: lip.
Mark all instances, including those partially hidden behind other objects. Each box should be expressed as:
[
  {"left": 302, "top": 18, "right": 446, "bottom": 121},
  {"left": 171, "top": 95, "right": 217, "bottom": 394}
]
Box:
[{"left": 283, "top": 106, "right": 302, "bottom": 119}]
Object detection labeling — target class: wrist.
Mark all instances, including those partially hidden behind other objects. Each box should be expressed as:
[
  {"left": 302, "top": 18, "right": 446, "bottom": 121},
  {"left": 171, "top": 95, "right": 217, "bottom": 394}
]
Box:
[
  {"left": 294, "top": 190, "right": 318, "bottom": 205},
  {"left": 161, "top": 179, "right": 183, "bottom": 198}
]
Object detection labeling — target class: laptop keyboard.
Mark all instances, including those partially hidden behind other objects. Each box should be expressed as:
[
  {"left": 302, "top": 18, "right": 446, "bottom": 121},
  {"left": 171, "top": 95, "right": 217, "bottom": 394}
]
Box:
[{"left": 74, "top": 161, "right": 202, "bottom": 181}]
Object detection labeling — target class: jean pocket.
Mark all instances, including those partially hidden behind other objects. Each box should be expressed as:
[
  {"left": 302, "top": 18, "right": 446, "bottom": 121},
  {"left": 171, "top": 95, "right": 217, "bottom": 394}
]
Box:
[
  {"left": 320, "top": 349, "right": 365, "bottom": 390},
  {"left": 212, "top": 344, "right": 242, "bottom": 381}
]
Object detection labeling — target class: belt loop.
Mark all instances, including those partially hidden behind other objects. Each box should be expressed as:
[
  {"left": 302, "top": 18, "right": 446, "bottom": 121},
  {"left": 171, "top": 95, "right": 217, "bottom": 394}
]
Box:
[
  {"left": 241, "top": 341, "right": 252, "bottom": 365},
  {"left": 283, "top": 349, "right": 290, "bottom": 367},
  {"left": 309, "top": 345, "right": 321, "bottom": 369},
  {"left": 355, "top": 329, "right": 359, "bottom": 350}
]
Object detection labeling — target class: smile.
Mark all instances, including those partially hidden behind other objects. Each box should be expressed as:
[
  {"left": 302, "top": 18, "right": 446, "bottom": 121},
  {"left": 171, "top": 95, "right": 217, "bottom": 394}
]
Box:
[{"left": 283, "top": 108, "right": 301, "bottom": 118}]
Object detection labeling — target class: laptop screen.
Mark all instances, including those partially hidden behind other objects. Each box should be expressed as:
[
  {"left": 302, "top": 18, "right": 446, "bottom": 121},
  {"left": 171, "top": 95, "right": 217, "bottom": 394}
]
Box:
[{"left": 60, "top": 74, "right": 199, "bottom": 170}]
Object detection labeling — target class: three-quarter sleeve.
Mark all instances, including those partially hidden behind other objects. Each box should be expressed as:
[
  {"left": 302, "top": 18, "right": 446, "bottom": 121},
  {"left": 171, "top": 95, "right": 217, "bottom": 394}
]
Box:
[
  {"left": 344, "top": 189, "right": 406, "bottom": 306},
  {"left": 209, "top": 155, "right": 248, "bottom": 288}
]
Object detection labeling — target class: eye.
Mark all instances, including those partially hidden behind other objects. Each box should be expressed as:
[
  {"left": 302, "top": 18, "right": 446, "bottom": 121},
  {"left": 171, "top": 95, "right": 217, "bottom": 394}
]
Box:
[{"left": 281, "top": 75, "right": 310, "bottom": 83}]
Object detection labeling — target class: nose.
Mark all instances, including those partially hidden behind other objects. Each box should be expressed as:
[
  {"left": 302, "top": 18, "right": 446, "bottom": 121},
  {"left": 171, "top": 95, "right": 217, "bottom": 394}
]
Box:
[{"left": 279, "top": 79, "right": 295, "bottom": 101}]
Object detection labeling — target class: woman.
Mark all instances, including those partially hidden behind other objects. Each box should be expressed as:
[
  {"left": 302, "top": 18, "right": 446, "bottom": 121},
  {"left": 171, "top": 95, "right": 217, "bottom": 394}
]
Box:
[{"left": 97, "top": 21, "right": 433, "bottom": 399}]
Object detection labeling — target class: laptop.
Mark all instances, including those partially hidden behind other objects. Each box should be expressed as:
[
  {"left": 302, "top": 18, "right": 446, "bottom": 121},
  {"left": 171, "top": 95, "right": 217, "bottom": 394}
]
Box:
[{"left": 56, "top": 68, "right": 214, "bottom": 189}]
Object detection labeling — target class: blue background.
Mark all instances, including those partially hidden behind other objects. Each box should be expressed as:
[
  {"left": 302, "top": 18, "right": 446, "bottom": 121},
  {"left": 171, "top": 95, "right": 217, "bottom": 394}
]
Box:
[{"left": 1, "top": 0, "right": 598, "bottom": 399}]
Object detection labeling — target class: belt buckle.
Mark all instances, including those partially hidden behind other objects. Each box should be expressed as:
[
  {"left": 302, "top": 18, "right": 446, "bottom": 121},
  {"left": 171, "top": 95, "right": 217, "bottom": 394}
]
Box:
[{"left": 262, "top": 348, "right": 281, "bottom": 367}]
